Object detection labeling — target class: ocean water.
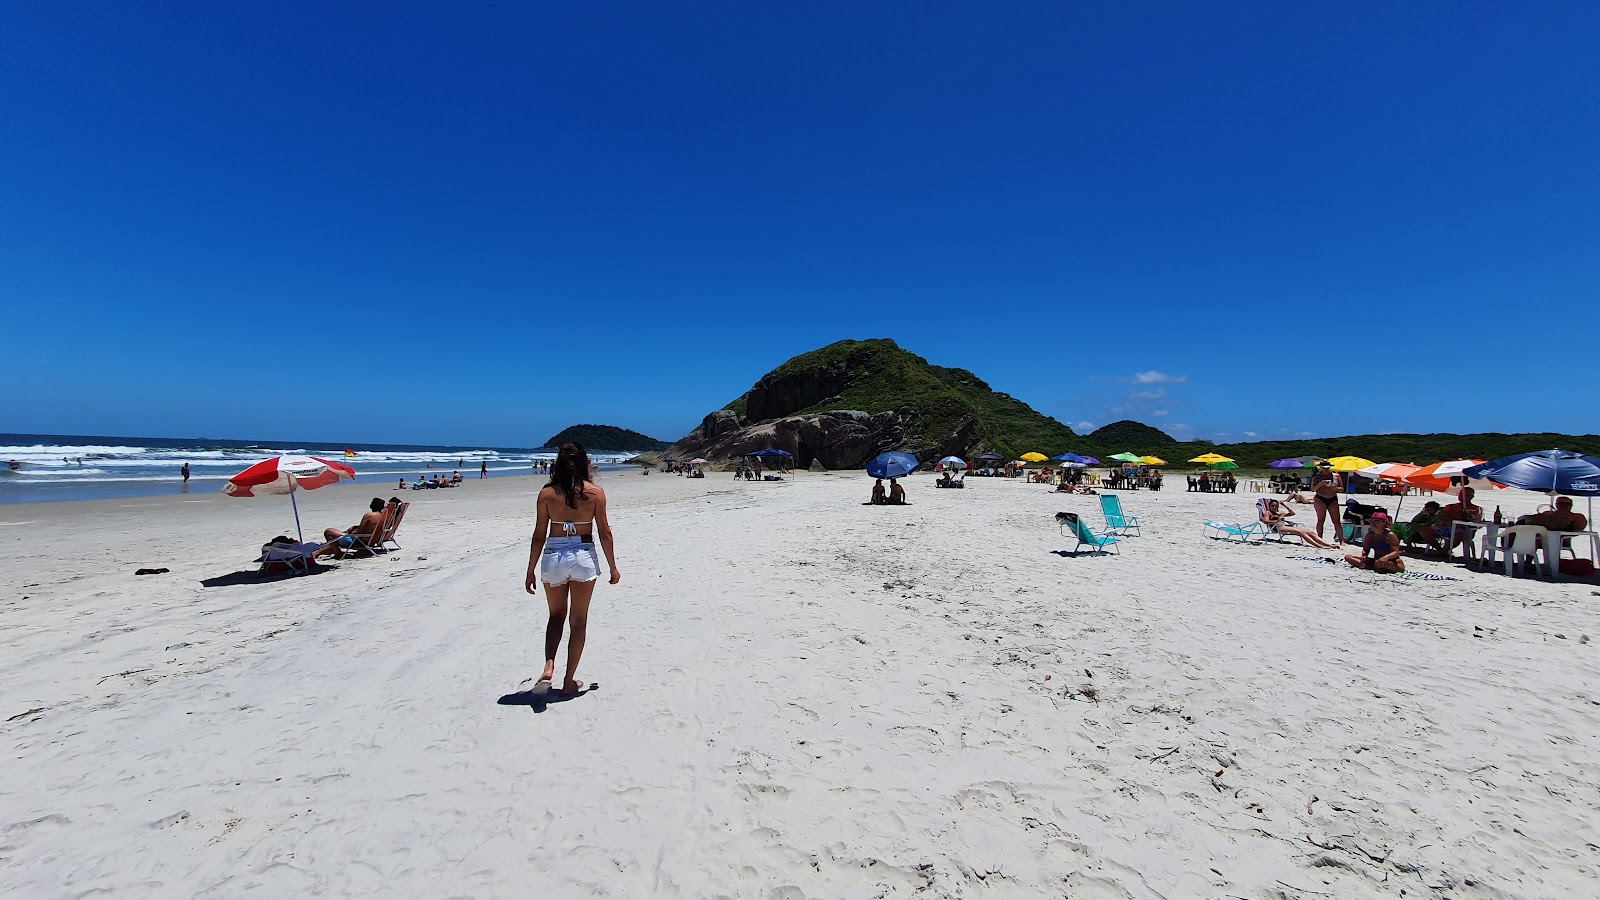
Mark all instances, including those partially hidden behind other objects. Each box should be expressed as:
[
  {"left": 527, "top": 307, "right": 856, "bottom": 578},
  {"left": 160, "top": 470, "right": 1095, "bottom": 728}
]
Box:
[{"left": 0, "top": 433, "right": 642, "bottom": 504}]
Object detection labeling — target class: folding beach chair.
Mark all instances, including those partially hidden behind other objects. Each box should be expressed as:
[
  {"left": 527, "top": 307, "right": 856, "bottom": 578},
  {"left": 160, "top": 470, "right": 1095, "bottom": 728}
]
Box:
[
  {"left": 256, "top": 541, "right": 322, "bottom": 575},
  {"left": 1058, "top": 512, "right": 1121, "bottom": 556},
  {"left": 343, "top": 501, "right": 406, "bottom": 556},
  {"left": 1099, "top": 494, "right": 1141, "bottom": 536},
  {"left": 1202, "top": 520, "right": 1264, "bottom": 542},
  {"left": 377, "top": 501, "right": 409, "bottom": 552}
]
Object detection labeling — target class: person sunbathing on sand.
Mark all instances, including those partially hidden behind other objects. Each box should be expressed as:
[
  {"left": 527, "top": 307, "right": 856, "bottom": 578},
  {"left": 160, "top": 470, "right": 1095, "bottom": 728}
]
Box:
[
  {"left": 1345, "top": 512, "right": 1404, "bottom": 572},
  {"left": 1258, "top": 498, "right": 1338, "bottom": 549},
  {"left": 871, "top": 478, "right": 887, "bottom": 504},
  {"left": 323, "top": 498, "right": 387, "bottom": 548},
  {"left": 525, "top": 442, "right": 620, "bottom": 697},
  {"left": 888, "top": 477, "right": 907, "bottom": 505}
]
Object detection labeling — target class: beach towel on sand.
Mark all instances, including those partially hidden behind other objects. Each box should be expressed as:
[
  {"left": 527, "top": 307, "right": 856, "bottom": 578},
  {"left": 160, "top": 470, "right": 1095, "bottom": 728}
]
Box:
[{"left": 1287, "top": 555, "right": 1458, "bottom": 581}]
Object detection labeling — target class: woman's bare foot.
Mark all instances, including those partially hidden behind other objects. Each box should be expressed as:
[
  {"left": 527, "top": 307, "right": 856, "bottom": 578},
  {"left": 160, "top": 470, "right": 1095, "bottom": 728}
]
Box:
[
  {"left": 561, "top": 678, "right": 585, "bottom": 697},
  {"left": 540, "top": 661, "right": 556, "bottom": 682}
]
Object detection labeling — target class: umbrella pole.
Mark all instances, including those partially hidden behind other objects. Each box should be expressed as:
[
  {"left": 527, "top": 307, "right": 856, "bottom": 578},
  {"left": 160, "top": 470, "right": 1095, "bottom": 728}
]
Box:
[{"left": 290, "top": 485, "right": 303, "bottom": 543}]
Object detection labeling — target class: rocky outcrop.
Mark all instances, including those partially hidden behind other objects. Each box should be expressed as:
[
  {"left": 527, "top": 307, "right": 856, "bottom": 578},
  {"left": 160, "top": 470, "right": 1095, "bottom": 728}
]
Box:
[
  {"left": 745, "top": 365, "right": 851, "bottom": 423},
  {"left": 700, "top": 409, "right": 742, "bottom": 442},
  {"left": 667, "top": 409, "right": 981, "bottom": 470}
]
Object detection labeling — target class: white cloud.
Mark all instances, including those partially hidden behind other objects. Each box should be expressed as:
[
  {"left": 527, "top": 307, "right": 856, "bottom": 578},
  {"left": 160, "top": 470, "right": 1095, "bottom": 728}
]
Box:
[
  {"left": 1295, "top": 431, "right": 1316, "bottom": 438},
  {"left": 1133, "top": 371, "right": 1188, "bottom": 385},
  {"left": 1127, "top": 389, "right": 1166, "bottom": 401},
  {"left": 1073, "top": 421, "right": 1095, "bottom": 432},
  {"left": 1244, "top": 431, "right": 1259, "bottom": 438},
  {"left": 1168, "top": 423, "right": 1192, "bottom": 431},
  {"left": 1152, "top": 409, "right": 1170, "bottom": 417}
]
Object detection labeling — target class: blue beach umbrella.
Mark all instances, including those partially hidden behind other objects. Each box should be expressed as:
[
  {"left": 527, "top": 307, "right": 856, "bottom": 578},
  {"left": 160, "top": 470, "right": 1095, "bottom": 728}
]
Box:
[
  {"left": 748, "top": 448, "right": 792, "bottom": 458},
  {"left": 1073, "top": 455, "right": 1100, "bottom": 466},
  {"left": 866, "top": 451, "right": 919, "bottom": 479},
  {"left": 1468, "top": 449, "right": 1600, "bottom": 527},
  {"left": 1466, "top": 450, "right": 1600, "bottom": 496},
  {"left": 1269, "top": 458, "right": 1305, "bottom": 469}
]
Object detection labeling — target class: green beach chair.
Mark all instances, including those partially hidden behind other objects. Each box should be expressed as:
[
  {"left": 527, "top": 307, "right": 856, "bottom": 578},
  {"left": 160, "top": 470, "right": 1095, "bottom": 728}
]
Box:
[
  {"left": 1203, "top": 520, "right": 1264, "bottom": 542},
  {"left": 1057, "top": 512, "right": 1121, "bottom": 556},
  {"left": 1099, "top": 494, "right": 1141, "bottom": 536}
]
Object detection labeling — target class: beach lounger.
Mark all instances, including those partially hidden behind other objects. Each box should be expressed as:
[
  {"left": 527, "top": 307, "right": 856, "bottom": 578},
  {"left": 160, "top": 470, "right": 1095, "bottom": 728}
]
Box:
[
  {"left": 256, "top": 541, "right": 324, "bottom": 575},
  {"left": 1099, "top": 494, "right": 1141, "bottom": 536},
  {"left": 1058, "top": 512, "right": 1120, "bottom": 556},
  {"left": 1203, "top": 520, "right": 1264, "bottom": 542}
]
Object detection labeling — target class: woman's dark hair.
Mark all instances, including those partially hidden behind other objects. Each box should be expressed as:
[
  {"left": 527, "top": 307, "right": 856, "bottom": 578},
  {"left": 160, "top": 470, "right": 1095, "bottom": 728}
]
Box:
[{"left": 547, "top": 442, "right": 592, "bottom": 508}]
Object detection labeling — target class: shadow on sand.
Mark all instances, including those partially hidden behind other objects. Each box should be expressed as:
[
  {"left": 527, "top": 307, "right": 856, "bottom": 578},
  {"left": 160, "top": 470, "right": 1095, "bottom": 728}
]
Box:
[
  {"left": 498, "top": 682, "right": 600, "bottom": 713},
  {"left": 199, "top": 565, "right": 335, "bottom": 588}
]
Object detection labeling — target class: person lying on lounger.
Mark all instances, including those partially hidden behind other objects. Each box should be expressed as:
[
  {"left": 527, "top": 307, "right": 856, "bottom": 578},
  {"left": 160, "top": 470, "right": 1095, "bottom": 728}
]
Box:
[
  {"left": 1345, "top": 512, "right": 1404, "bottom": 572},
  {"left": 1258, "top": 498, "right": 1338, "bottom": 549}
]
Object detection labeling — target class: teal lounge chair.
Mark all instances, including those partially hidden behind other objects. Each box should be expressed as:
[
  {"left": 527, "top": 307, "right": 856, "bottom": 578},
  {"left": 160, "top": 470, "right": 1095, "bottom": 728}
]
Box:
[
  {"left": 1058, "top": 512, "right": 1121, "bottom": 556},
  {"left": 1203, "top": 520, "right": 1264, "bottom": 542},
  {"left": 1099, "top": 494, "right": 1141, "bottom": 536}
]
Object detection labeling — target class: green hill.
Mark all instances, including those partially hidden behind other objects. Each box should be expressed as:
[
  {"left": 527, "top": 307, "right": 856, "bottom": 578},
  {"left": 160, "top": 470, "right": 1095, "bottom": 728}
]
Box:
[
  {"left": 543, "top": 424, "right": 670, "bottom": 452},
  {"left": 1089, "top": 420, "right": 1177, "bottom": 450},
  {"left": 682, "top": 338, "right": 1599, "bottom": 468},
  {"left": 719, "top": 338, "right": 1083, "bottom": 459}
]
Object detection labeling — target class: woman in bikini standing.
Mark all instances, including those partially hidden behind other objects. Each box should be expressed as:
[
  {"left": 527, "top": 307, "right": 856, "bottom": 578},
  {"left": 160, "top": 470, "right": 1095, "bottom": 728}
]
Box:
[
  {"left": 524, "top": 442, "right": 620, "bottom": 696},
  {"left": 1310, "top": 461, "right": 1344, "bottom": 545}
]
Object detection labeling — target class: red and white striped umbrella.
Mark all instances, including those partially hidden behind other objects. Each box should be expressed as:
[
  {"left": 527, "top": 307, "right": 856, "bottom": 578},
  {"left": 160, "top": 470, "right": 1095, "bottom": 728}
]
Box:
[
  {"left": 222, "top": 455, "right": 356, "bottom": 541},
  {"left": 222, "top": 455, "right": 356, "bottom": 497}
]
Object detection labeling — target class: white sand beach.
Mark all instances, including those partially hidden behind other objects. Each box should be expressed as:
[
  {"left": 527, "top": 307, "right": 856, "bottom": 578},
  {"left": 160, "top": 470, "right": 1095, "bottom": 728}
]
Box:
[{"left": 3, "top": 473, "right": 1598, "bottom": 898}]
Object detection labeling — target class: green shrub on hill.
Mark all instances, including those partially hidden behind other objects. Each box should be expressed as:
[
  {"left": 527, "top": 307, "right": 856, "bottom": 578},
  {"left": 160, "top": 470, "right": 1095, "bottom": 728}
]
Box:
[
  {"left": 718, "top": 339, "right": 1083, "bottom": 459},
  {"left": 544, "top": 424, "right": 670, "bottom": 452}
]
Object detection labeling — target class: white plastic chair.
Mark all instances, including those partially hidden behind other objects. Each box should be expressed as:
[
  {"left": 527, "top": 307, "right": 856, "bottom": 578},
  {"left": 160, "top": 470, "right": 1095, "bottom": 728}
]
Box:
[{"left": 1500, "top": 525, "right": 1548, "bottom": 577}]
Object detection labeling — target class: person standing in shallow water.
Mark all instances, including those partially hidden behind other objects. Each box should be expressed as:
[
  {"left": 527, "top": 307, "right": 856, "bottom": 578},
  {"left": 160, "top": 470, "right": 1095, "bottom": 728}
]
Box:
[
  {"left": 525, "top": 442, "right": 620, "bottom": 696},
  {"left": 180, "top": 463, "right": 190, "bottom": 483}
]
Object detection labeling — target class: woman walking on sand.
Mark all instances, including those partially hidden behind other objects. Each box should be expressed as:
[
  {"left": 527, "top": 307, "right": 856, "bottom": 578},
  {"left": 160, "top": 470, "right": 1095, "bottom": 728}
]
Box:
[{"left": 525, "top": 442, "right": 620, "bottom": 696}]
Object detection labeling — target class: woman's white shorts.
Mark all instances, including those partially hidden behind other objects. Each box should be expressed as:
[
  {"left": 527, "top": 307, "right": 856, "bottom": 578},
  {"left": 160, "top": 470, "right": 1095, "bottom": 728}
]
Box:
[{"left": 541, "top": 536, "right": 600, "bottom": 586}]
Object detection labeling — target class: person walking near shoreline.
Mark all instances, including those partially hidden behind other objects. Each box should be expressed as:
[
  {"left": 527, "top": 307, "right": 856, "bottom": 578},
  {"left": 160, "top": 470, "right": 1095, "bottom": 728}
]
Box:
[
  {"left": 180, "top": 462, "right": 190, "bottom": 483},
  {"left": 480, "top": 460, "right": 488, "bottom": 479},
  {"left": 524, "top": 442, "right": 620, "bottom": 696}
]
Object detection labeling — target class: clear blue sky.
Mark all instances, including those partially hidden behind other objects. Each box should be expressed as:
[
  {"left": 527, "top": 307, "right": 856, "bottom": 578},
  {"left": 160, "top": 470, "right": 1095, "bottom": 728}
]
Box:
[{"left": 5, "top": 3, "right": 1596, "bottom": 447}]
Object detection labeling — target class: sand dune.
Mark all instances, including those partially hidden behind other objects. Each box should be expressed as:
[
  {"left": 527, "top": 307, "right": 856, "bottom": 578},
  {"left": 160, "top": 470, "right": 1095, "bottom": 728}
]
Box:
[{"left": 3, "top": 473, "right": 1597, "bottom": 898}]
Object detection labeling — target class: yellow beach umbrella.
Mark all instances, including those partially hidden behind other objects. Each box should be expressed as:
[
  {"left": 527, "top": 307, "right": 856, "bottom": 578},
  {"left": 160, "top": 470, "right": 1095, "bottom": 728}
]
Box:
[
  {"left": 1326, "top": 455, "right": 1377, "bottom": 473},
  {"left": 1140, "top": 456, "right": 1167, "bottom": 466},
  {"left": 1019, "top": 452, "right": 1049, "bottom": 463},
  {"left": 1188, "top": 452, "right": 1234, "bottom": 464}
]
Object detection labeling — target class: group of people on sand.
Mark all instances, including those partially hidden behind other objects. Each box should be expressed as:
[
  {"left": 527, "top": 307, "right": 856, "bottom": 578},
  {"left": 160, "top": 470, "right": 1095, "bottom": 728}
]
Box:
[
  {"left": 1256, "top": 480, "right": 1589, "bottom": 575},
  {"left": 1257, "top": 496, "right": 1407, "bottom": 570},
  {"left": 732, "top": 463, "right": 782, "bottom": 481},
  {"left": 870, "top": 477, "right": 907, "bottom": 505},
  {"left": 401, "top": 471, "right": 463, "bottom": 490}
]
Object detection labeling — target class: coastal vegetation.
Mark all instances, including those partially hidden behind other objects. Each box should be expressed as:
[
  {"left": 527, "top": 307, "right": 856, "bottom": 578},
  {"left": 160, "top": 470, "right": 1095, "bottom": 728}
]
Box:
[
  {"left": 704, "top": 339, "right": 1599, "bottom": 467},
  {"left": 543, "top": 424, "right": 670, "bottom": 452},
  {"left": 717, "top": 339, "right": 1084, "bottom": 460}
]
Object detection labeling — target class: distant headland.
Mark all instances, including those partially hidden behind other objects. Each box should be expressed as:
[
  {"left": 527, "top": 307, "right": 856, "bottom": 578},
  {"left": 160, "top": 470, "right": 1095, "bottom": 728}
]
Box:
[{"left": 543, "top": 424, "right": 671, "bottom": 453}]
